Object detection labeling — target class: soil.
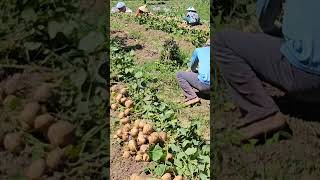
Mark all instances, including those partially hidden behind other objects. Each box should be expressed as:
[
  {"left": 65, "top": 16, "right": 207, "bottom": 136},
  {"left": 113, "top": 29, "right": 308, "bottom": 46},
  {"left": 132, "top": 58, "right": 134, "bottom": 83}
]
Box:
[{"left": 213, "top": 84, "right": 320, "bottom": 179}]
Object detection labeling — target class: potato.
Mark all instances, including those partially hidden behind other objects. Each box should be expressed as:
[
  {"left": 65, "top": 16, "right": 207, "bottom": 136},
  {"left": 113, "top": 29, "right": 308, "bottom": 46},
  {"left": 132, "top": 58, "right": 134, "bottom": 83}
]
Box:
[
  {"left": 124, "top": 108, "right": 131, "bottom": 116},
  {"left": 25, "top": 159, "right": 46, "bottom": 180},
  {"left": 125, "top": 100, "right": 134, "bottom": 108},
  {"left": 122, "top": 133, "right": 129, "bottom": 141},
  {"left": 120, "top": 88, "right": 128, "bottom": 96},
  {"left": 113, "top": 135, "right": 118, "bottom": 139},
  {"left": 116, "top": 129, "right": 122, "bottom": 138},
  {"left": 142, "top": 153, "right": 150, "bottom": 162},
  {"left": 166, "top": 153, "right": 173, "bottom": 161},
  {"left": 139, "top": 144, "right": 149, "bottom": 153},
  {"left": 47, "top": 121, "right": 75, "bottom": 147},
  {"left": 142, "top": 124, "right": 153, "bottom": 135},
  {"left": 130, "top": 173, "right": 140, "bottom": 180},
  {"left": 123, "top": 124, "right": 131, "bottom": 132},
  {"left": 46, "top": 148, "right": 64, "bottom": 170},
  {"left": 120, "top": 97, "right": 127, "bottom": 104},
  {"left": 134, "top": 120, "right": 140, "bottom": 128},
  {"left": 118, "top": 112, "right": 125, "bottom": 119},
  {"left": 3, "top": 132, "right": 24, "bottom": 153},
  {"left": 148, "top": 132, "right": 159, "bottom": 144},
  {"left": 111, "top": 103, "right": 118, "bottom": 110},
  {"left": 130, "top": 127, "right": 139, "bottom": 137},
  {"left": 137, "top": 134, "right": 146, "bottom": 145},
  {"left": 4, "top": 74, "right": 22, "bottom": 95},
  {"left": 159, "top": 132, "right": 167, "bottom": 142},
  {"left": 162, "top": 173, "right": 172, "bottom": 180},
  {"left": 120, "top": 117, "right": 130, "bottom": 125},
  {"left": 116, "top": 94, "right": 122, "bottom": 103},
  {"left": 138, "top": 120, "right": 146, "bottom": 129},
  {"left": 173, "top": 176, "right": 183, "bottom": 180},
  {"left": 32, "top": 83, "right": 53, "bottom": 103},
  {"left": 34, "top": 114, "right": 55, "bottom": 133},
  {"left": 135, "top": 154, "right": 142, "bottom": 161},
  {"left": 130, "top": 151, "right": 137, "bottom": 155},
  {"left": 123, "top": 151, "right": 130, "bottom": 158},
  {"left": 128, "top": 140, "right": 137, "bottom": 151},
  {"left": 19, "top": 102, "right": 41, "bottom": 127},
  {"left": 110, "top": 85, "right": 117, "bottom": 92},
  {"left": 124, "top": 146, "right": 130, "bottom": 151}
]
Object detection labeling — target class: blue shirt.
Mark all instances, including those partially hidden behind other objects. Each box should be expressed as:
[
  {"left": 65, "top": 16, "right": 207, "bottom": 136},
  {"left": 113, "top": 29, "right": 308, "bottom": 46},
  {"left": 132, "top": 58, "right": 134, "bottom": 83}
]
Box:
[
  {"left": 189, "top": 47, "right": 210, "bottom": 85},
  {"left": 184, "top": 12, "right": 200, "bottom": 24},
  {"left": 257, "top": 0, "right": 320, "bottom": 75}
]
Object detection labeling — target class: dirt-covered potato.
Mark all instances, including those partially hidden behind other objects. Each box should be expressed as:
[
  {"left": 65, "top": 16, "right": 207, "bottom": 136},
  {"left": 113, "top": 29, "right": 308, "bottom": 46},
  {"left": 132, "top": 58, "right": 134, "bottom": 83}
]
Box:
[
  {"left": 32, "top": 83, "right": 53, "bottom": 103},
  {"left": 135, "top": 154, "right": 142, "bottom": 161},
  {"left": 120, "top": 97, "right": 127, "bottom": 104},
  {"left": 120, "top": 88, "right": 128, "bottom": 96},
  {"left": 34, "top": 114, "right": 55, "bottom": 133},
  {"left": 116, "top": 129, "right": 122, "bottom": 138},
  {"left": 123, "top": 124, "right": 131, "bottom": 133},
  {"left": 128, "top": 140, "right": 137, "bottom": 151},
  {"left": 3, "top": 132, "right": 24, "bottom": 153},
  {"left": 142, "top": 153, "right": 150, "bottom": 162},
  {"left": 134, "top": 120, "right": 140, "bottom": 128},
  {"left": 120, "top": 117, "right": 130, "bottom": 125},
  {"left": 148, "top": 132, "right": 159, "bottom": 144},
  {"left": 130, "top": 127, "right": 139, "bottom": 137},
  {"left": 124, "top": 108, "right": 131, "bottom": 116},
  {"left": 47, "top": 121, "right": 75, "bottom": 147},
  {"left": 166, "top": 153, "right": 173, "bottom": 161},
  {"left": 116, "top": 94, "right": 122, "bottom": 103},
  {"left": 130, "top": 173, "right": 140, "bottom": 180},
  {"left": 118, "top": 112, "right": 125, "bottom": 119},
  {"left": 123, "top": 150, "right": 130, "bottom": 158},
  {"left": 122, "top": 132, "right": 129, "bottom": 141},
  {"left": 142, "top": 124, "right": 153, "bottom": 135},
  {"left": 159, "top": 132, "right": 167, "bottom": 142},
  {"left": 19, "top": 102, "right": 41, "bottom": 127},
  {"left": 25, "top": 159, "right": 46, "bottom": 180},
  {"left": 111, "top": 103, "right": 118, "bottom": 110},
  {"left": 137, "top": 134, "right": 147, "bottom": 145},
  {"left": 139, "top": 144, "right": 149, "bottom": 153},
  {"left": 161, "top": 173, "right": 172, "bottom": 180},
  {"left": 173, "top": 176, "right": 183, "bottom": 180},
  {"left": 125, "top": 99, "right": 134, "bottom": 108},
  {"left": 138, "top": 120, "right": 146, "bottom": 129},
  {"left": 46, "top": 148, "right": 65, "bottom": 170},
  {"left": 4, "top": 73, "right": 22, "bottom": 95}
]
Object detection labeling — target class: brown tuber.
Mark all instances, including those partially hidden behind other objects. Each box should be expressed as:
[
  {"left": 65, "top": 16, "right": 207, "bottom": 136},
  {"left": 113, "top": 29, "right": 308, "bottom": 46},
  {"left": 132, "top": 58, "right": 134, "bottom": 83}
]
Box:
[
  {"left": 124, "top": 108, "right": 131, "bottom": 116},
  {"left": 142, "top": 153, "right": 150, "bottom": 162},
  {"left": 120, "top": 117, "right": 130, "bottom": 125},
  {"left": 123, "top": 151, "right": 130, "bottom": 158},
  {"left": 118, "top": 112, "right": 125, "bottom": 119},
  {"left": 47, "top": 121, "right": 75, "bottom": 147},
  {"left": 130, "top": 127, "right": 139, "bottom": 137},
  {"left": 139, "top": 144, "right": 149, "bottom": 153},
  {"left": 159, "top": 132, "right": 167, "bottom": 142},
  {"left": 128, "top": 140, "right": 137, "bottom": 151},
  {"left": 122, "top": 133, "right": 129, "bottom": 141},
  {"left": 116, "top": 94, "right": 122, "bottom": 103},
  {"left": 125, "top": 99, "right": 134, "bottom": 108},
  {"left": 166, "top": 153, "right": 173, "bottom": 161},
  {"left": 142, "top": 124, "right": 153, "bottom": 135},
  {"left": 120, "top": 88, "right": 128, "bottom": 96},
  {"left": 32, "top": 83, "right": 53, "bottom": 103},
  {"left": 173, "top": 176, "right": 183, "bottom": 180},
  {"left": 120, "top": 97, "right": 127, "bottom": 104},
  {"left": 148, "top": 132, "right": 159, "bottom": 144},
  {"left": 111, "top": 103, "right": 118, "bottom": 110},
  {"left": 25, "top": 159, "right": 46, "bottom": 180},
  {"left": 137, "top": 134, "right": 147, "bottom": 145},
  {"left": 134, "top": 120, "right": 140, "bottom": 128},
  {"left": 123, "top": 124, "right": 131, "bottom": 132},
  {"left": 135, "top": 154, "right": 142, "bottom": 162},
  {"left": 34, "top": 114, "right": 55, "bottom": 133},
  {"left": 130, "top": 173, "right": 140, "bottom": 180},
  {"left": 138, "top": 120, "right": 146, "bottom": 129},
  {"left": 4, "top": 132, "right": 24, "bottom": 153},
  {"left": 19, "top": 102, "right": 41, "bottom": 127},
  {"left": 162, "top": 173, "right": 172, "bottom": 180},
  {"left": 46, "top": 148, "right": 65, "bottom": 170},
  {"left": 116, "top": 129, "right": 122, "bottom": 138}
]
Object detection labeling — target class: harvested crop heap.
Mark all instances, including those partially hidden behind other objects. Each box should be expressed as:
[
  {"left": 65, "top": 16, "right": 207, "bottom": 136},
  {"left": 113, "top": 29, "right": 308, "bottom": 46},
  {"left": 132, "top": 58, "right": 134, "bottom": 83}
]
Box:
[{"left": 0, "top": 70, "right": 75, "bottom": 179}]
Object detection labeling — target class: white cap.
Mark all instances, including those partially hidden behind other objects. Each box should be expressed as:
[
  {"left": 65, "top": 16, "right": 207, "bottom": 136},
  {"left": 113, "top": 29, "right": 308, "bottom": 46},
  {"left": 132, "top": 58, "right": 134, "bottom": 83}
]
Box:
[
  {"left": 116, "top": 2, "right": 125, "bottom": 9},
  {"left": 186, "top": 7, "right": 196, "bottom": 12}
]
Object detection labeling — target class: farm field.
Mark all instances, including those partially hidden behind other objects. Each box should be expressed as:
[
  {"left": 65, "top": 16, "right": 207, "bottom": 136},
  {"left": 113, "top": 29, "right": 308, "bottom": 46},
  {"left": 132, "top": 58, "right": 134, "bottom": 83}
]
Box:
[
  {"left": 110, "top": 1, "right": 210, "bottom": 179},
  {"left": 213, "top": 1, "right": 320, "bottom": 179}
]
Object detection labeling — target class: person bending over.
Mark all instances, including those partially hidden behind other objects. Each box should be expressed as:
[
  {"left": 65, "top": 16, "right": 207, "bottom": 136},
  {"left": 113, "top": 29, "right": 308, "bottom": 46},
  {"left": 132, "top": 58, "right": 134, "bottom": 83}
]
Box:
[{"left": 111, "top": 2, "right": 133, "bottom": 13}]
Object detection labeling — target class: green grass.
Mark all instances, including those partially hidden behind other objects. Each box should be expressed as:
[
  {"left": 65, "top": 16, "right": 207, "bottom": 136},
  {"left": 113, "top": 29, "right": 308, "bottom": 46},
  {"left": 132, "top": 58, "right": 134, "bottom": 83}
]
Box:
[{"left": 111, "top": 0, "right": 210, "bottom": 22}]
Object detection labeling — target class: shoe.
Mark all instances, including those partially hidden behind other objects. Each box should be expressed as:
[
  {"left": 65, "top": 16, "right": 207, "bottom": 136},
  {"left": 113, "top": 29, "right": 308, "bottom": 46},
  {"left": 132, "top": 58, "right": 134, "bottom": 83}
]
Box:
[
  {"left": 238, "top": 112, "right": 287, "bottom": 142},
  {"left": 184, "top": 97, "right": 200, "bottom": 106}
]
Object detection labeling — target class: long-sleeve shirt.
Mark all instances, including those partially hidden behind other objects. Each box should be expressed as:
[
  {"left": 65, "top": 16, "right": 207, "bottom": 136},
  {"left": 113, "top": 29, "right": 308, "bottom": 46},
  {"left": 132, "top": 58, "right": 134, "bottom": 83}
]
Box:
[
  {"left": 189, "top": 47, "right": 210, "bottom": 85},
  {"left": 111, "top": 7, "right": 132, "bottom": 13},
  {"left": 257, "top": 0, "right": 320, "bottom": 75},
  {"left": 184, "top": 12, "right": 200, "bottom": 25}
]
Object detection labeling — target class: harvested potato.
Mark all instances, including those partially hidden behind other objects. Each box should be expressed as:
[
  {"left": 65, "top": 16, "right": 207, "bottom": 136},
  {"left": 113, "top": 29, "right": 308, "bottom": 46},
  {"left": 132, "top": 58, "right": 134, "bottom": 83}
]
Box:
[
  {"left": 130, "top": 173, "right": 140, "bottom": 180},
  {"left": 135, "top": 154, "right": 142, "bottom": 161},
  {"left": 111, "top": 103, "right": 118, "bottom": 110},
  {"left": 123, "top": 151, "right": 130, "bottom": 158},
  {"left": 173, "top": 176, "right": 183, "bottom": 180},
  {"left": 120, "top": 117, "right": 130, "bottom": 125},
  {"left": 116, "top": 94, "right": 122, "bottom": 103},
  {"left": 118, "top": 112, "right": 125, "bottom": 119},
  {"left": 139, "top": 144, "right": 149, "bottom": 153},
  {"left": 120, "top": 88, "right": 128, "bottom": 96},
  {"left": 19, "top": 102, "right": 41, "bottom": 127},
  {"left": 142, "top": 124, "right": 153, "bottom": 135},
  {"left": 116, "top": 129, "right": 122, "bottom": 138},
  {"left": 125, "top": 100, "right": 134, "bottom": 108},
  {"left": 133, "top": 120, "right": 140, "bottom": 128},
  {"left": 47, "top": 121, "right": 75, "bottom": 147},
  {"left": 166, "top": 153, "right": 173, "bottom": 161},
  {"left": 46, "top": 148, "right": 64, "bottom": 170},
  {"left": 120, "top": 97, "right": 127, "bottom": 104},
  {"left": 130, "top": 127, "right": 139, "bottom": 137},
  {"left": 159, "top": 132, "right": 167, "bottom": 142},
  {"left": 3, "top": 132, "right": 24, "bottom": 153},
  {"left": 138, "top": 120, "right": 146, "bottom": 129},
  {"left": 34, "top": 114, "right": 55, "bottom": 133},
  {"left": 124, "top": 146, "right": 130, "bottom": 151},
  {"left": 148, "top": 132, "right": 159, "bottom": 144},
  {"left": 113, "top": 135, "right": 118, "bottom": 139},
  {"left": 124, "top": 108, "right": 131, "bottom": 116},
  {"left": 110, "top": 85, "right": 117, "bottom": 92},
  {"left": 123, "top": 124, "right": 131, "bottom": 132},
  {"left": 128, "top": 140, "right": 137, "bottom": 151},
  {"left": 162, "top": 173, "right": 172, "bottom": 180},
  {"left": 137, "top": 134, "right": 146, "bottom": 145},
  {"left": 122, "top": 133, "right": 129, "bottom": 141},
  {"left": 32, "top": 83, "right": 53, "bottom": 103},
  {"left": 4, "top": 74, "right": 22, "bottom": 95},
  {"left": 142, "top": 153, "right": 150, "bottom": 162},
  {"left": 25, "top": 159, "right": 46, "bottom": 180}
]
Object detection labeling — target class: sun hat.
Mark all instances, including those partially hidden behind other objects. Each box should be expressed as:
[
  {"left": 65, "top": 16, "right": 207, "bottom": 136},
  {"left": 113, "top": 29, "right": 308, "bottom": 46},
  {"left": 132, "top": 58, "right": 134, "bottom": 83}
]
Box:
[
  {"left": 186, "top": 7, "right": 196, "bottom": 12},
  {"left": 116, "top": 2, "right": 126, "bottom": 9},
  {"left": 138, "top": 5, "right": 149, "bottom": 12}
]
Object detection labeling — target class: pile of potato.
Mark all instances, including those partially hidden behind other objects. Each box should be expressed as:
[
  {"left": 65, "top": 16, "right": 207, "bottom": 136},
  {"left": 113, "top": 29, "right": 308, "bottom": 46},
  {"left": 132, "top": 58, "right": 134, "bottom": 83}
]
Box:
[{"left": 129, "top": 173, "right": 184, "bottom": 180}]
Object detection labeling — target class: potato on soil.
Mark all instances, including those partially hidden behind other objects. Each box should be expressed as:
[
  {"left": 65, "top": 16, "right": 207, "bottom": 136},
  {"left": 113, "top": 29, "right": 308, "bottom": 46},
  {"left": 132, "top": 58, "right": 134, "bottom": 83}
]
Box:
[
  {"left": 142, "top": 153, "right": 150, "bottom": 162},
  {"left": 116, "top": 129, "right": 122, "bottom": 138},
  {"left": 120, "top": 97, "right": 127, "bottom": 104},
  {"left": 34, "top": 114, "right": 55, "bottom": 133},
  {"left": 125, "top": 99, "right": 134, "bottom": 108},
  {"left": 135, "top": 154, "right": 143, "bottom": 161},
  {"left": 134, "top": 120, "right": 140, "bottom": 128},
  {"left": 124, "top": 108, "right": 131, "bottom": 116},
  {"left": 162, "top": 173, "right": 172, "bottom": 180},
  {"left": 122, "top": 133, "right": 129, "bottom": 141},
  {"left": 128, "top": 139, "right": 138, "bottom": 151},
  {"left": 123, "top": 151, "right": 131, "bottom": 158},
  {"left": 111, "top": 103, "right": 118, "bottom": 110},
  {"left": 159, "top": 132, "right": 167, "bottom": 142},
  {"left": 137, "top": 134, "right": 147, "bottom": 145},
  {"left": 139, "top": 144, "right": 149, "bottom": 153},
  {"left": 25, "top": 159, "right": 46, "bottom": 180},
  {"left": 116, "top": 94, "right": 122, "bottom": 103},
  {"left": 3, "top": 132, "right": 24, "bottom": 153},
  {"left": 130, "top": 127, "right": 139, "bottom": 137},
  {"left": 120, "top": 88, "right": 128, "bottom": 96},
  {"left": 138, "top": 120, "right": 146, "bottom": 129},
  {"left": 120, "top": 117, "right": 130, "bottom": 125},
  {"left": 46, "top": 148, "right": 64, "bottom": 170},
  {"left": 166, "top": 153, "right": 173, "bottom": 161},
  {"left": 32, "top": 83, "right": 53, "bottom": 103},
  {"left": 173, "top": 176, "right": 183, "bottom": 180},
  {"left": 142, "top": 124, "right": 153, "bottom": 135},
  {"left": 19, "top": 102, "right": 41, "bottom": 127},
  {"left": 4, "top": 74, "right": 22, "bottom": 95},
  {"left": 124, "top": 146, "right": 130, "bottom": 151},
  {"left": 130, "top": 173, "right": 140, "bottom": 180},
  {"left": 123, "top": 124, "right": 131, "bottom": 132},
  {"left": 148, "top": 132, "right": 159, "bottom": 144},
  {"left": 118, "top": 112, "right": 125, "bottom": 119},
  {"left": 47, "top": 121, "right": 75, "bottom": 147}
]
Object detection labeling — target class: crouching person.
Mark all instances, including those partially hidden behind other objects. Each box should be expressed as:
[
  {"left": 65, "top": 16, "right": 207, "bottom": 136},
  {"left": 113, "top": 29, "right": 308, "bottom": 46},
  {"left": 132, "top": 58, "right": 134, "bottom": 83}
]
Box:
[{"left": 176, "top": 42, "right": 210, "bottom": 106}]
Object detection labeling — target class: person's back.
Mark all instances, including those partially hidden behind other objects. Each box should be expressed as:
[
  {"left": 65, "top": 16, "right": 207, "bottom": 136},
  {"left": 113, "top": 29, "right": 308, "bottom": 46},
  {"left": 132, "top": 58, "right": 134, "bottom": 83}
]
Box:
[
  {"left": 184, "top": 7, "right": 200, "bottom": 26},
  {"left": 190, "top": 47, "right": 210, "bottom": 85}
]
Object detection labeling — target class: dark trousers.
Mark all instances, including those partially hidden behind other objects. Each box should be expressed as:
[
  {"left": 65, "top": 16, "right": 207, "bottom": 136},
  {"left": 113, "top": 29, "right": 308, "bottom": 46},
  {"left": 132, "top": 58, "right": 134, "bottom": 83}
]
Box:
[
  {"left": 214, "top": 30, "right": 320, "bottom": 123},
  {"left": 176, "top": 71, "right": 210, "bottom": 100}
]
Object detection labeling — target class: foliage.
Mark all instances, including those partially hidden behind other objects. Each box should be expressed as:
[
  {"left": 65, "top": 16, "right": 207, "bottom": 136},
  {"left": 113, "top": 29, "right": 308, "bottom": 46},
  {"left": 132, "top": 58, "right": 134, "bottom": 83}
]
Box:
[{"left": 160, "top": 38, "right": 184, "bottom": 65}]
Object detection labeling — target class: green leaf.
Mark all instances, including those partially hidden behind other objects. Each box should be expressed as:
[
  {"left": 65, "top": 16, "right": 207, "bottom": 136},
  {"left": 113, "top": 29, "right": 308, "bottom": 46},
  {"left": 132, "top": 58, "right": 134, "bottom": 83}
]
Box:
[
  {"left": 78, "top": 31, "right": 105, "bottom": 53},
  {"left": 70, "top": 68, "right": 87, "bottom": 90},
  {"left": 185, "top": 147, "right": 197, "bottom": 155},
  {"left": 24, "top": 42, "right": 41, "bottom": 50},
  {"left": 21, "top": 8, "right": 36, "bottom": 22},
  {"left": 169, "top": 144, "right": 180, "bottom": 152},
  {"left": 153, "top": 164, "right": 166, "bottom": 176},
  {"left": 151, "top": 144, "right": 163, "bottom": 161},
  {"left": 134, "top": 71, "right": 143, "bottom": 79},
  {"left": 48, "top": 21, "right": 61, "bottom": 39},
  {"left": 174, "top": 159, "right": 183, "bottom": 168},
  {"left": 199, "top": 173, "right": 209, "bottom": 180}
]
